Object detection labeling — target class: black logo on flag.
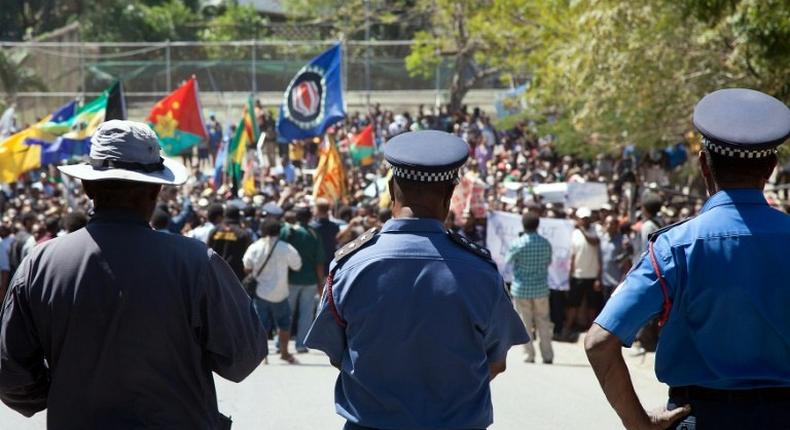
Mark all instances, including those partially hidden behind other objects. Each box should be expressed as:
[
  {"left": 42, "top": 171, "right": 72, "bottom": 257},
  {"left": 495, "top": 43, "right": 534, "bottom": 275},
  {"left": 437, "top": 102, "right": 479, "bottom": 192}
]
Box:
[{"left": 284, "top": 66, "right": 327, "bottom": 129}]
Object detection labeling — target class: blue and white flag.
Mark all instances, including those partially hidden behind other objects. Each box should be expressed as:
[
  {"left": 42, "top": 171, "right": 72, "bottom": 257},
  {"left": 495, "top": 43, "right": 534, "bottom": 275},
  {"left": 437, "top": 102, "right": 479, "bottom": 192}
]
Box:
[{"left": 277, "top": 44, "right": 345, "bottom": 141}]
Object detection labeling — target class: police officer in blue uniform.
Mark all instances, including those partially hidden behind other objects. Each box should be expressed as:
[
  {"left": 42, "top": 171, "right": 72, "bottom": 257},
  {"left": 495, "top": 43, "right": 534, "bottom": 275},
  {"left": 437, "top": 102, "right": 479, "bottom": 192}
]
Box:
[
  {"left": 585, "top": 88, "right": 790, "bottom": 430},
  {"left": 305, "top": 130, "right": 529, "bottom": 430}
]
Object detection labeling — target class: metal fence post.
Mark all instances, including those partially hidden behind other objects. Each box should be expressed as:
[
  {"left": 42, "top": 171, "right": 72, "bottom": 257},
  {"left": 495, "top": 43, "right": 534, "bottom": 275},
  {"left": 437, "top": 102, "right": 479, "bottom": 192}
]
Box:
[
  {"left": 166, "top": 40, "right": 172, "bottom": 91},
  {"left": 79, "top": 41, "right": 86, "bottom": 102},
  {"left": 434, "top": 47, "right": 441, "bottom": 108},
  {"left": 251, "top": 40, "right": 257, "bottom": 94},
  {"left": 364, "top": 0, "right": 371, "bottom": 109}
]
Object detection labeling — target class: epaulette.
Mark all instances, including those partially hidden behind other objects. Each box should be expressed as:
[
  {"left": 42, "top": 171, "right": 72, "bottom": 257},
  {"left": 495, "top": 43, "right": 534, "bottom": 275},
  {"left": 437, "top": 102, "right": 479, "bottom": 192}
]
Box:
[
  {"left": 647, "top": 217, "right": 694, "bottom": 243},
  {"left": 446, "top": 229, "right": 495, "bottom": 265},
  {"left": 334, "top": 226, "right": 380, "bottom": 263}
]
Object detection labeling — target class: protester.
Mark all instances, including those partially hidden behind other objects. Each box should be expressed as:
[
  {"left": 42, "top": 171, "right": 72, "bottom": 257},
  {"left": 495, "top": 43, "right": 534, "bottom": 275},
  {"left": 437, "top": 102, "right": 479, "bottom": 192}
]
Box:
[
  {"left": 208, "top": 205, "right": 253, "bottom": 281},
  {"left": 599, "top": 215, "right": 628, "bottom": 302},
  {"left": 564, "top": 207, "right": 602, "bottom": 340},
  {"left": 188, "top": 203, "right": 224, "bottom": 244},
  {"left": 309, "top": 197, "right": 339, "bottom": 275},
  {"left": 506, "top": 212, "right": 554, "bottom": 364},
  {"left": 244, "top": 218, "right": 302, "bottom": 365},
  {"left": 0, "top": 120, "right": 267, "bottom": 427},
  {"left": 281, "top": 208, "right": 325, "bottom": 353}
]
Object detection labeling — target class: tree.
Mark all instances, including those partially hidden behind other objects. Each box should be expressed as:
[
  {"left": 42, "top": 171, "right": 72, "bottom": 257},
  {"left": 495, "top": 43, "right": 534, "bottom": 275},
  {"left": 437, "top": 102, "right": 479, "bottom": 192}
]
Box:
[
  {"left": 0, "top": 50, "right": 47, "bottom": 105},
  {"left": 81, "top": 0, "right": 202, "bottom": 42},
  {"left": 521, "top": 0, "right": 790, "bottom": 154},
  {"left": 405, "top": 0, "right": 538, "bottom": 112}
]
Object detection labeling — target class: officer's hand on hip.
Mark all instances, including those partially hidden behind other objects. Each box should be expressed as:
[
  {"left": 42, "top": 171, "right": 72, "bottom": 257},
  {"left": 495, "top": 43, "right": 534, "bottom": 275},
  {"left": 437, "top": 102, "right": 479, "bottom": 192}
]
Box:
[{"left": 638, "top": 405, "right": 691, "bottom": 430}]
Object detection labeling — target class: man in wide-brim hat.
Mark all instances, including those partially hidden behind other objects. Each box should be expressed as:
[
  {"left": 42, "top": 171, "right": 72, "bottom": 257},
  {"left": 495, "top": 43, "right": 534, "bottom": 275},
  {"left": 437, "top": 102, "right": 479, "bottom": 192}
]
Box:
[{"left": 0, "top": 120, "right": 267, "bottom": 429}]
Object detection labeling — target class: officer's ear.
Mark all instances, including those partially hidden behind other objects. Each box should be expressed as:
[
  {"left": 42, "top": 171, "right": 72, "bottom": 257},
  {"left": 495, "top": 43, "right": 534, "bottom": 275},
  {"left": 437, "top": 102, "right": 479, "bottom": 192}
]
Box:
[{"left": 388, "top": 177, "right": 396, "bottom": 203}]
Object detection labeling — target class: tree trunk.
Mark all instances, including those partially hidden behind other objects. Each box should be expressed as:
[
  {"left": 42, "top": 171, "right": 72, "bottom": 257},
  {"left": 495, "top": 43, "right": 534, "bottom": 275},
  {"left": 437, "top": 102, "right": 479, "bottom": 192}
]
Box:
[{"left": 448, "top": 50, "right": 472, "bottom": 113}]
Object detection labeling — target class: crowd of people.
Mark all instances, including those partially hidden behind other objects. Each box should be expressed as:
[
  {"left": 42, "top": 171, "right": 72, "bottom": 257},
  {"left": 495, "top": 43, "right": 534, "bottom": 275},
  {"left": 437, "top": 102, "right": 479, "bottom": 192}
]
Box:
[{"left": 2, "top": 100, "right": 787, "bottom": 359}]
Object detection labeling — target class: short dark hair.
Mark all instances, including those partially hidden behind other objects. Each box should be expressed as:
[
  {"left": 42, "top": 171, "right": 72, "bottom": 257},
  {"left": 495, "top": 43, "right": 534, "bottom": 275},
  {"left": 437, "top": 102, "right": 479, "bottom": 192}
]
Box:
[
  {"left": 207, "top": 204, "right": 224, "bottom": 223},
  {"left": 260, "top": 218, "right": 281, "bottom": 237},
  {"left": 641, "top": 193, "right": 662, "bottom": 216},
  {"left": 150, "top": 209, "right": 170, "bottom": 230},
  {"left": 522, "top": 212, "right": 540, "bottom": 231},
  {"left": 64, "top": 211, "right": 88, "bottom": 233},
  {"left": 224, "top": 205, "right": 241, "bottom": 222},
  {"left": 706, "top": 147, "right": 777, "bottom": 185}
]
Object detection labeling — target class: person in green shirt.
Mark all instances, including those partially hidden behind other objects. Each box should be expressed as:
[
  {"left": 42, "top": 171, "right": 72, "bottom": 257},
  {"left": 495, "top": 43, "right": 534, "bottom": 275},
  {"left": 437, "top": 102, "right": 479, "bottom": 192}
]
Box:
[{"left": 280, "top": 208, "right": 325, "bottom": 353}]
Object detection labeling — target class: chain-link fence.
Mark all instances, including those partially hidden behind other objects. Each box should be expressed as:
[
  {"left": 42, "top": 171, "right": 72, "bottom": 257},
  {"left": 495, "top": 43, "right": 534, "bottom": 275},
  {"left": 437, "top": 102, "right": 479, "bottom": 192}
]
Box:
[{"left": 1, "top": 40, "right": 505, "bottom": 123}]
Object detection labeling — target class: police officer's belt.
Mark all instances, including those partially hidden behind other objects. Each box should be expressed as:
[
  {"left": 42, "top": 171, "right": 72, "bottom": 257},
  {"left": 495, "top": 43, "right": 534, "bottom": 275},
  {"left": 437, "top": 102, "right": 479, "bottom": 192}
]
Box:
[{"left": 670, "top": 386, "right": 790, "bottom": 401}]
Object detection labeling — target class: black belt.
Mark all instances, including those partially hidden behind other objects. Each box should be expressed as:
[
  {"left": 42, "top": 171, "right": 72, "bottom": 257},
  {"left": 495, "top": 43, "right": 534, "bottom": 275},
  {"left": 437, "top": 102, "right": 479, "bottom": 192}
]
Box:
[{"left": 670, "top": 385, "right": 790, "bottom": 401}]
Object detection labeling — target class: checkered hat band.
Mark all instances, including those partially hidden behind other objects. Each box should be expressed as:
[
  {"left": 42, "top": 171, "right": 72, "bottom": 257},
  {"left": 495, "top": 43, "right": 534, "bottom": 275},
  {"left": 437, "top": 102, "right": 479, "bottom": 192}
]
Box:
[
  {"left": 390, "top": 165, "right": 460, "bottom": 182},
  {"left": 703, "top": 137, "right": 777, "bottom": 159}
]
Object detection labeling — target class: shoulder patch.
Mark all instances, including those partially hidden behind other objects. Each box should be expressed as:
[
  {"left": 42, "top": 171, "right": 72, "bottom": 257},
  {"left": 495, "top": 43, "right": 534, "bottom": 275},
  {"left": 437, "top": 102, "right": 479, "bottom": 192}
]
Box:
[
  {"left": 446, "top": 229, "right": 494, "bottom": 262},
  {"left": 647, "top": 217, "right": 693, "bottom": 243},
  {"left": 334, "top": 226, "right": 380, "bottom": 263}
]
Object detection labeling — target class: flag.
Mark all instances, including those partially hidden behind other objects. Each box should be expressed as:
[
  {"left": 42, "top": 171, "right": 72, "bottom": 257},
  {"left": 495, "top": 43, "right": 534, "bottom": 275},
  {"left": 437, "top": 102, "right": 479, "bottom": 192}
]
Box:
[
  {"left": 0, "top": 106, "right": 15, "bottom": 139},
  {"left": 226, "top": 96, "right": 259, "bottom": 188},
  {"left": 0, "top": 117, "right": 50, "bottom": 183},
  {"left": 105, "top": 80, "right": 127, "bottom": 121},
  {"left": 277, "top": 44, "right": 345, "bottom": 141},
  {"left": 312, "top": 134, "right": 347, "bottom": 202},
  {"left": 32, "top": 94, "right": 105, "bottom": 166},
  {"left": 146, "top": 78, "right": 208, "bottom": 156},
  {"left": 349, "top": 124, "right": 375, "bottom": 166}
]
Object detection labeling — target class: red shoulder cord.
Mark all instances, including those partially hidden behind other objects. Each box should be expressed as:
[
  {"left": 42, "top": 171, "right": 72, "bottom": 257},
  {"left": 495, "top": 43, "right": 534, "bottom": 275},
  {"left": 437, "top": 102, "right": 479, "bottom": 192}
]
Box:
[
  {"left": 324, "top": 271, "right": 347, "bottom": 329},
  {"left": 648, "top": 241, "right": 672, "bottom": 327}
]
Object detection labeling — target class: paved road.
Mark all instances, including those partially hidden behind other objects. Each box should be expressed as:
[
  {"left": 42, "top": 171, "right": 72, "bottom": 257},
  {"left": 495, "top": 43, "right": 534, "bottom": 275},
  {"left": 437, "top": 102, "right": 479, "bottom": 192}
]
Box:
[{"left": 1, "top": 338, "right": 666, "bottom": 430}]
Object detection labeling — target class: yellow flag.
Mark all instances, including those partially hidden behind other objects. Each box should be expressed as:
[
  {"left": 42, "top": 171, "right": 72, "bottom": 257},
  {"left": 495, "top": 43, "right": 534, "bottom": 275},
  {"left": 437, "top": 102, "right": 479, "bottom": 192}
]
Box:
[
  {"left": 313, "top": 135, "right": 347, "bottom": 202},
  {"left": 0, "top": 117, "right": 51, "bottom": 183}
]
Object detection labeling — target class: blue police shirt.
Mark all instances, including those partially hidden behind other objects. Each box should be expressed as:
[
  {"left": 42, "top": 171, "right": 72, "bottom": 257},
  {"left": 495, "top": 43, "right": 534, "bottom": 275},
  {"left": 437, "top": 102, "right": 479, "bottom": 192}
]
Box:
[
  {"left": 305, "top": 217, "right": 529, "bottom": 429},
  {"left": 596, "top": 189, "right": 790, "bottom": 389}
]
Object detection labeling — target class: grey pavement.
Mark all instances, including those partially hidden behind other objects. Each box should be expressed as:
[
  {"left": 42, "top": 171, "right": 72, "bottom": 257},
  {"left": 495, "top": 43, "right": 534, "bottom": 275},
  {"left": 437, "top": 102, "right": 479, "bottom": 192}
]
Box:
[{"left": 0, "top": 338, "right": 666, "bottom": 430}]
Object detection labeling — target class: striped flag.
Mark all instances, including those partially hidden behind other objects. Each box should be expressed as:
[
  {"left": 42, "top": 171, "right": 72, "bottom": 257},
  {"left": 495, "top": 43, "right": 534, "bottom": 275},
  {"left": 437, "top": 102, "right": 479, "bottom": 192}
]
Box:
[
  {"left": 312, "top": 134, "right": 347, "bottom": 202},
  {"left": 227, "top": 96, "right": 260, "bottom": 189}
]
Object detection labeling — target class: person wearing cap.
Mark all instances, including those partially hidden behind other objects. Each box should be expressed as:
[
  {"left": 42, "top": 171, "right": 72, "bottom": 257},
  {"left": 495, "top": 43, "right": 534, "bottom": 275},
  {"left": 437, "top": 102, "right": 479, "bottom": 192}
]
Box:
[
  {"left": 305, "top": 130, "right": 528, "bottom": 430},
  {"left": 0, "top": 120, "right": 267, "bottom": 428},
  {"left": 208, "top": 205, "right": 253, "bottom": 281},
  {"left": 586, "top": 88, "right": 790, "bottom": 429},
  {"left": 562, "top": 206, "right": 602, "bottom": 341}
]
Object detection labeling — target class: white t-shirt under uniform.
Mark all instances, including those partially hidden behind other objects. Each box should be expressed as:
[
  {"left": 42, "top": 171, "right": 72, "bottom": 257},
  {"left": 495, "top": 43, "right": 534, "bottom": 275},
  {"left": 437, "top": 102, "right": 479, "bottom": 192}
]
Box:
[
  {"left": 242, "top": 237, "right": 302, "bottom": 303},
  {"left": 571, "top": 227, "right": 599, "bottom": 279}
]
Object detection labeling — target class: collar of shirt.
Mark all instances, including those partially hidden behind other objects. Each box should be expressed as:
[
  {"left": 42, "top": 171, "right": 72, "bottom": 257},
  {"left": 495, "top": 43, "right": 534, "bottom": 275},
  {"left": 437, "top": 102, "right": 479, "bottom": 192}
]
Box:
[
  {"left": 89, "top": 209, "right": 151, "bottom": 228},
  {"left": 381, "top": 217, "right": 445, "bottom": 234},
  {"left": 701, "top": 188, "right": 767, "bottom": 213}
]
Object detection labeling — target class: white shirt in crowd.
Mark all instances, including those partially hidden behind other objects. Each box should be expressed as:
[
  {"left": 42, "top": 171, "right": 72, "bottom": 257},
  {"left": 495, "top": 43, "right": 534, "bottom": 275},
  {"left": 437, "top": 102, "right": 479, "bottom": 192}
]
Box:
[
  {"left": 186, "top": 221, "right": 215, "bottom": 244},
  {"left": 242, "top": 236, "right": 302, "bottom": 303},
  {"left": 571, "top": 226, "right": 600, "bottom": 279}
]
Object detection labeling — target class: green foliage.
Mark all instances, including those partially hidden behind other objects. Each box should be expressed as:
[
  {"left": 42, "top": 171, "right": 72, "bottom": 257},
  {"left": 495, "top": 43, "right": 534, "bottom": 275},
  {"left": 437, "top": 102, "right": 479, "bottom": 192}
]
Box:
[
  {"left": 201, "top": 3, "right": 268, "bottom": 42},
  {"left": 522, "top": 0, "right": 790, "bottom": 154},
  {"left": 405, "top": 0, "right": 540, "bottom": 110},
  {"left": 82, "top": 0, "right": 202, "bottom": 42},
  {"left": 284, "top": 0, "right": 410, "bottom": 39}
]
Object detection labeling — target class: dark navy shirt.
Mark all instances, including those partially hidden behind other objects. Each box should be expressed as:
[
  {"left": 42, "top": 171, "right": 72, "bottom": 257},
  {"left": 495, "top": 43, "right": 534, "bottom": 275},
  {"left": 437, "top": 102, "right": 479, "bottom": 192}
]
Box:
[
  {"left": 596, "top": 189, "right": 790, "bottom": 389},
  {"left": 305, "top": 218, "right": 528, "bottom": 429},
  {"left": 0, "top": 209, "right": 267, "bottom": 429}
]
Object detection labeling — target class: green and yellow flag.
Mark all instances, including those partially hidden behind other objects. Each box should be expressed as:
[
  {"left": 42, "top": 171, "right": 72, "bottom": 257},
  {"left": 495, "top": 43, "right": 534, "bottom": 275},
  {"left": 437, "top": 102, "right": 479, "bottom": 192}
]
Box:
[{"left": 227, "top": 96, "right": 260, "bottom": 188}]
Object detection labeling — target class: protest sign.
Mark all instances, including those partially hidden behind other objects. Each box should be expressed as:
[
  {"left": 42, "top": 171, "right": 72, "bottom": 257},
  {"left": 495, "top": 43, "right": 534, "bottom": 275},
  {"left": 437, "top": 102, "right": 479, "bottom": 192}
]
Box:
[
  {"left": 566, "top": 182, "right": 608, "bottom": 209},
  {"left": 449, "top": 173, "right": 488, "bottom": 225},
  {"left": 486, "top": 211, "right": 574, "bottom": 290}
]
